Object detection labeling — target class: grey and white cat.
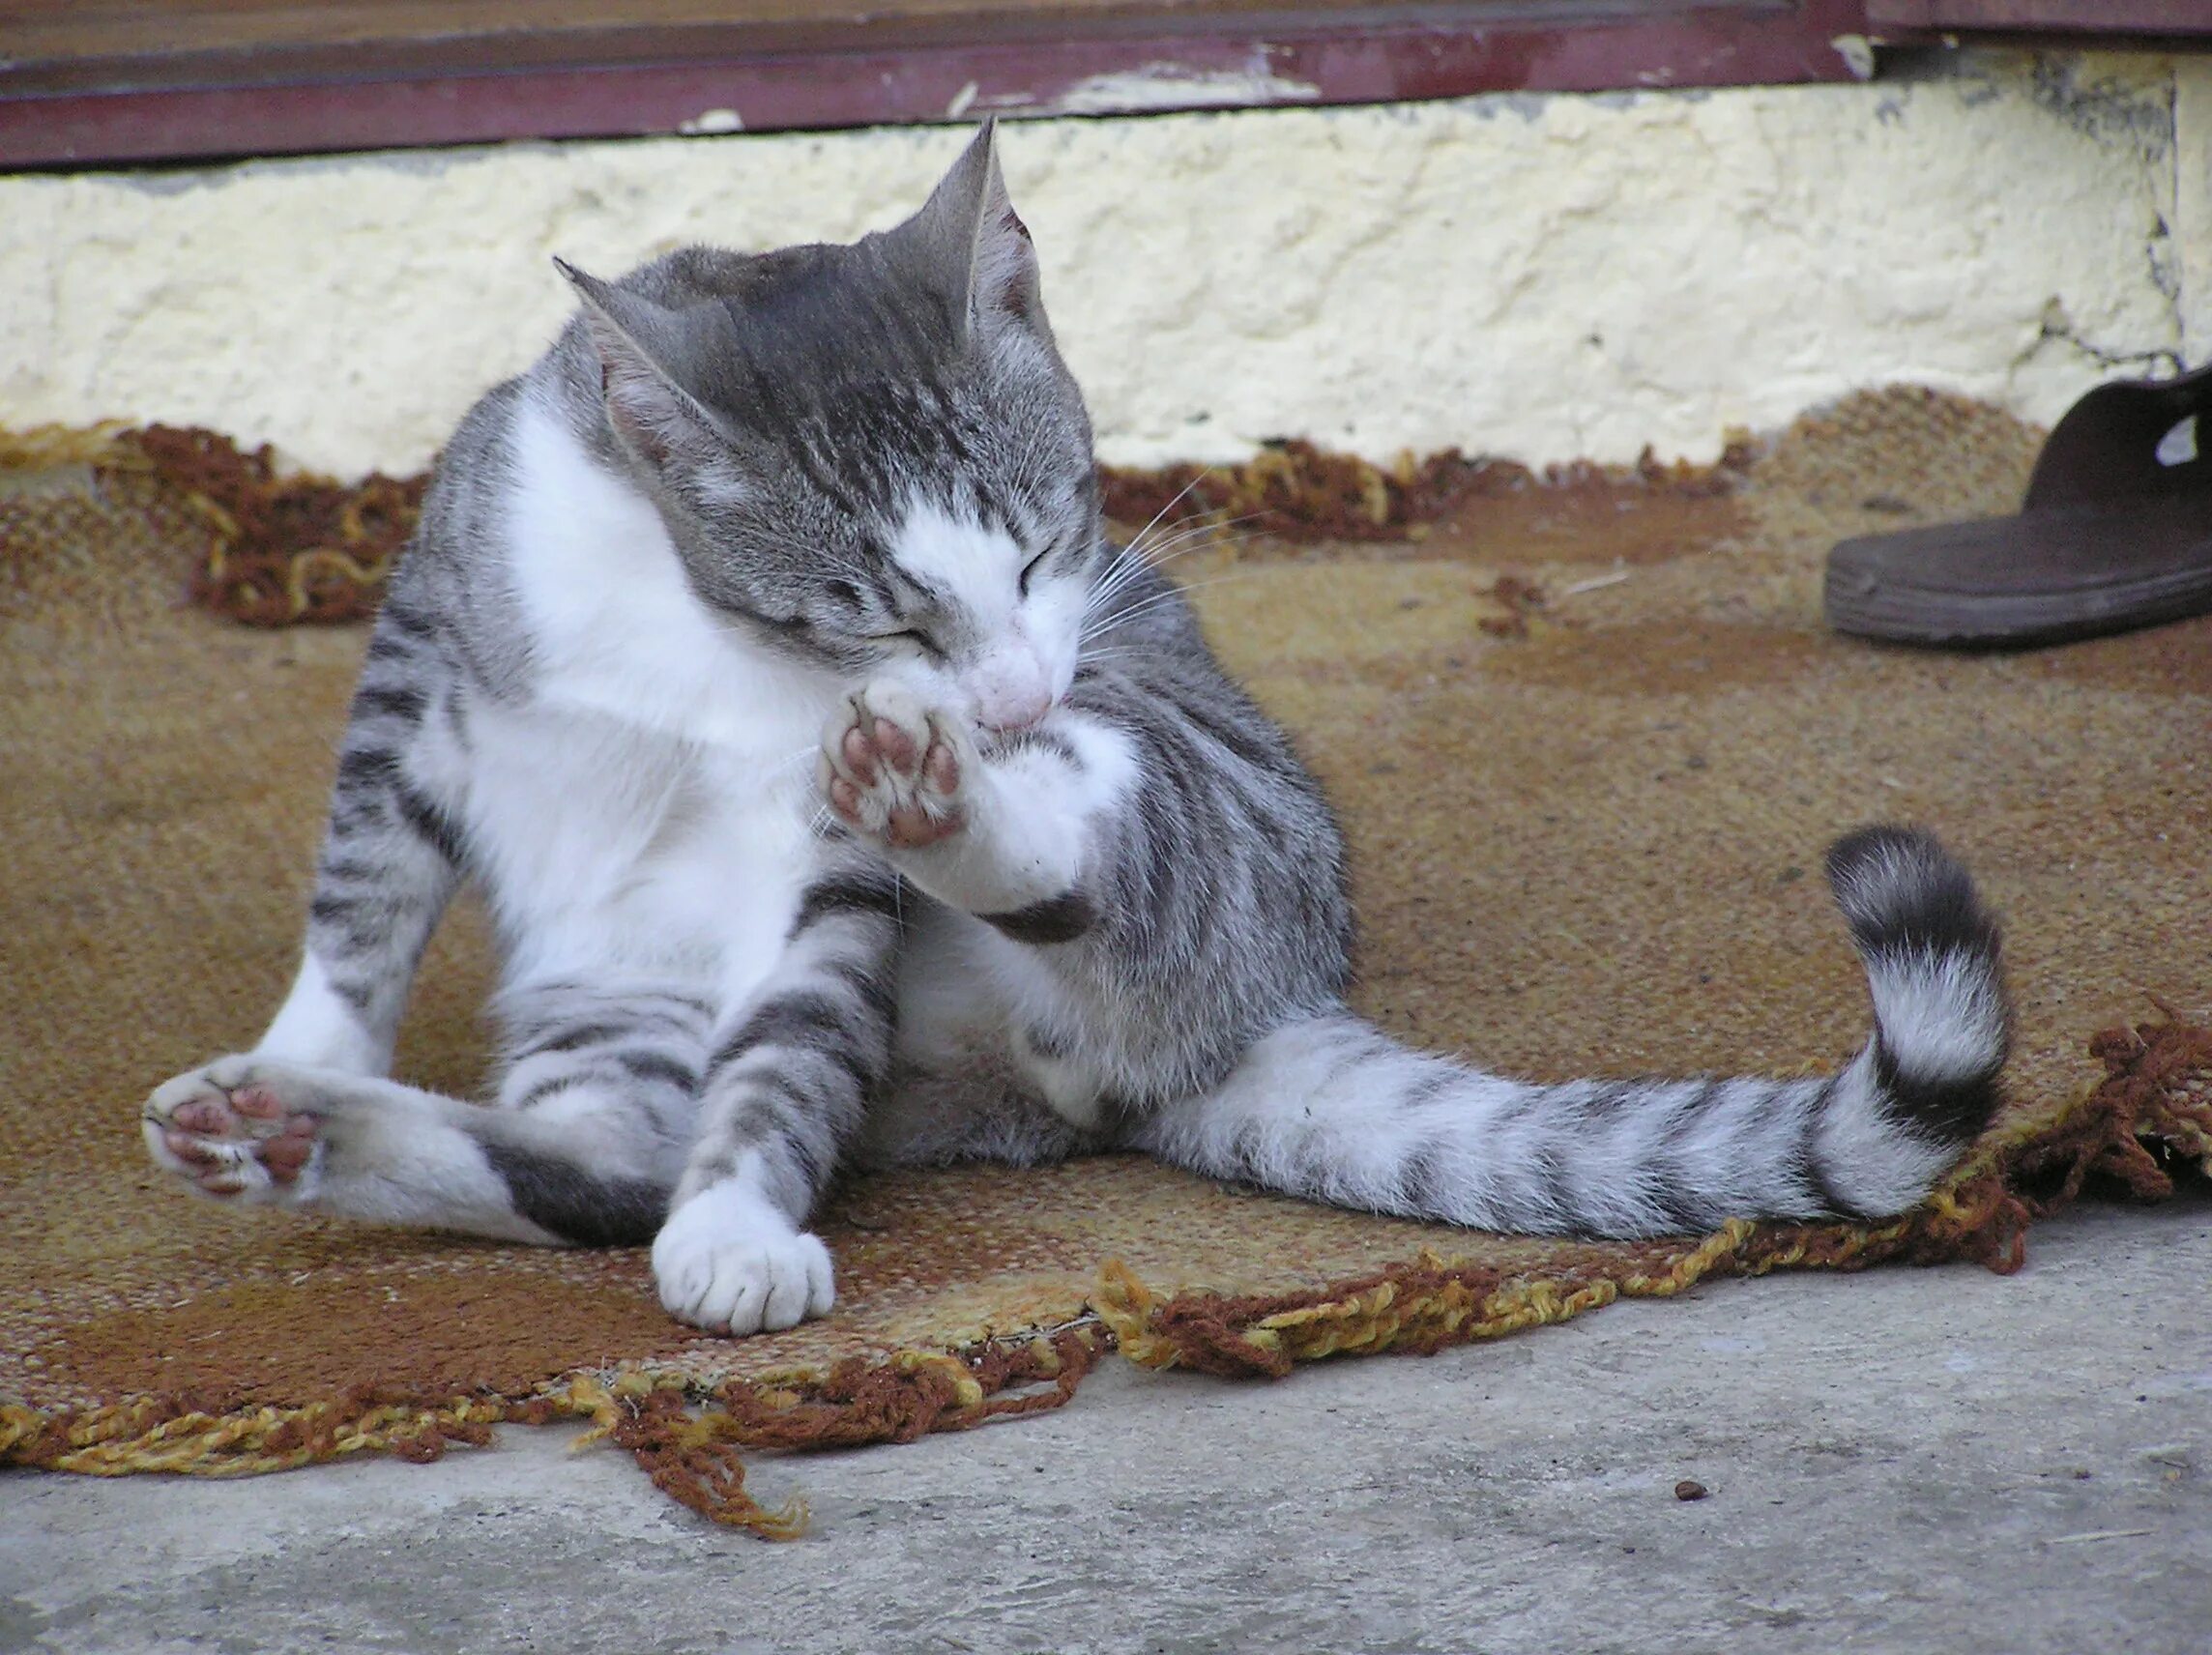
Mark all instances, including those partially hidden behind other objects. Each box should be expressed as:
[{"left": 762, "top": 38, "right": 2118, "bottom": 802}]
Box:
[{"left": 144, "top": 127, "right": 2010, "bottom": 1335}]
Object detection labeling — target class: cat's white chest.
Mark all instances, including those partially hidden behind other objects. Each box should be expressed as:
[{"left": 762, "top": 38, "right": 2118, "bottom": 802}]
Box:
[
  {"left": 461, "top": 705, "right": 819, "bottom": 994},
  {"left": 475, "top": 395, "right": 842, "bottom": 997}
]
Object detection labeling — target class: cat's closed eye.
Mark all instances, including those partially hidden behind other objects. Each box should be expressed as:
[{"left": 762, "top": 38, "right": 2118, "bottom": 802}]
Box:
[{"left": 870, "top": 625, "right": 946, "bottom": 659}]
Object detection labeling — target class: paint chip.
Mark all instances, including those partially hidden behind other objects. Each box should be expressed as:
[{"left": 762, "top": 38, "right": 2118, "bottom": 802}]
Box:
[
  {"left": 679, "top": 108, "right": 744, "bottom": 136},
  {"left": 1831, "top": 36, "right": 1877, "bottom": 81}
]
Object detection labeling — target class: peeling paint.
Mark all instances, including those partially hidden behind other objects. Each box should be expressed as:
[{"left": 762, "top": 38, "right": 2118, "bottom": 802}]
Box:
[
  {"left": 999, "top": 57, "right": 1322, "bottom": 118},
  {"left": 1830, "top": 36, "right": 1877, "bottom": 81},
  {"left": 678, "top": 108, "right": 743, "bottom": 136}
]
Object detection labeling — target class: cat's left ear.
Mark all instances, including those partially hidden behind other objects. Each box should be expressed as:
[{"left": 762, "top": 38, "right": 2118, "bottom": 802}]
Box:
[
  {"left": 555, "top": 258, "right": 731, "bottom": 475},
  {"left": 910, "top": 120, "right": 1050, "bottom": 342}
]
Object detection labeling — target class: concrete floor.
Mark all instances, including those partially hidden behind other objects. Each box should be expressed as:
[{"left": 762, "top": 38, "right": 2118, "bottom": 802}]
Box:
[{"left": 6, "top": 1193, "right": 2208, "bottom": 1655}]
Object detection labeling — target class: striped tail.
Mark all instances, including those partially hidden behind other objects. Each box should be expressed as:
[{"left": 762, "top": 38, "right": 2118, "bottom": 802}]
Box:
[{"left": 1133, "top": 826, "right": 2008, "bottom": 1237}]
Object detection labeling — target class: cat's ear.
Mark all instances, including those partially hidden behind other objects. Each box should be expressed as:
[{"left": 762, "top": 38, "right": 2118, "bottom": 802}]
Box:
[
  {"left": 554, "top": 258, "right": 728, "bottom": 472},
  {"left": 909, "top": 120, "right": 1048, "bottom": 340}
]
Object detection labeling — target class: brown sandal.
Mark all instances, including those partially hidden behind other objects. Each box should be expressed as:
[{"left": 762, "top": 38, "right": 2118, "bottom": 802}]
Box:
[{"left": 1825, "top": 362, "right": 2212, "bottom": 649}]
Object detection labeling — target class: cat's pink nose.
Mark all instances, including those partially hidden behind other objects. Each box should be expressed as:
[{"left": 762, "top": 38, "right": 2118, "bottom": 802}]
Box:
[
  {"left": 977, "top": 682, "right": 1052, "bottom": 732},
  {"left": 967, "top": 643, "right": 1054, "bottom": 731}
]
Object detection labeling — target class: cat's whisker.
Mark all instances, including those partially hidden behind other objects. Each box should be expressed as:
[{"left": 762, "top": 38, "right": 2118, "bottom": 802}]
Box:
[
  {"left": 1085, "top": 523, "right": 1266, "bottom": 622},
  {"left": 1113, "top": 512, "right": 1267, "bottom": 578},
  {"left": 1091, "top": 500, "right": 1241, "bottom": 586},
  {"left": 1132, "top": 509, "right": 1263, "bottom": 561},
  {"left": 1079, "top": 571, "right": 1263, "bottom": 642},
  {"left": 1095, "top": 510, "right": 1263, "bottom": 597},
  {"left": 1117, "top": 469, "right": 1215, "bottom": 561}
]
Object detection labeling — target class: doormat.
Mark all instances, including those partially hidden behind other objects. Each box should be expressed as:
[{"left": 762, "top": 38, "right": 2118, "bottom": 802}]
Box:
[{"left": 4, "top": 389, "right": 2205, "bottom": 1536}]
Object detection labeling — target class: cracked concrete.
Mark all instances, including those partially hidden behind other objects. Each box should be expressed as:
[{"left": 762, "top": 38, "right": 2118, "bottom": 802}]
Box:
[
  {"left": 0, "top": 48, "right": 2197, "bottom": 478},
  {"left": 5, "top": 1195, "right": 2207, "bottom": 1653}
]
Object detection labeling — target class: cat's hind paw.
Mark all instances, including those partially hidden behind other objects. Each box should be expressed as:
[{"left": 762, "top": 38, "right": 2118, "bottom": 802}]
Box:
[
  {"left": 652, "top": 1180, "right": 835, "bottom": 1334},
  {"left": 818, "top": 680, "right": 972, "bottom": 851},
  {"left": 143, "top": 1057, "right": 323, "bottom": 1204}
]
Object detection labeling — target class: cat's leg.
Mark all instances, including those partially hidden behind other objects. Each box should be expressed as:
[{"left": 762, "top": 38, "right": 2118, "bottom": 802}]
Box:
[
  {"left": 818, "top": 664, "right": 1352, "bottom": 1126},
  {"left": 142, "top": 975, "right": 708, "bottom": 1243},
  {"left": 147, "top": 610, "right": 474, "bottom": 1203},
  {"left": 852, "top": 904, "right": 1110, "bottom": 1170},
  {"left": 253, "top": 602, "right": 473, "bottom": 1077},
  {"left": 651, "top": 861, "right": 903, "bottom": 1334}
]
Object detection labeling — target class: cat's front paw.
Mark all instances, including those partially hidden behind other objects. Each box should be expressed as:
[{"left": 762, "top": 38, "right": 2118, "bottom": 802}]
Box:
[
  {"left": 143, "top": 1056, "right": 324, "bottom": 1204},
  {"left": 818, "top": 680, "right": 974, "bottom": 851},
  {"left": 652, "top": 1181, "right": 835, "bottom": 1334}
]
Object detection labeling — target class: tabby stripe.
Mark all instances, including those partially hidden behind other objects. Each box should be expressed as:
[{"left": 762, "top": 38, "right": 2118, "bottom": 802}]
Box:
[
  {"left": 517, "top": 1021, "right": 632, "bottom": 1060},
  {"left": 711, "top": 992, "right": 862, "bottom": 1073},
  {"left": 824, "top": 956, "right": 900, "bottom": 1025},
  {"left": 509, "top": 1074, "right": 585, "bottom": 1112},
  {"left": 613, "top": 1049, "right": 700, "bottom": 1090},
  {"left": 334, "top": 744, "right": 401, "bottom": 794},
  {"left": 374, "top": 600, "right": 437, "bottom": 641},
  {"left": 354, "top": 682, "right": 427, "bottom": 723},
  {"left": 1793, "top": 1077, "right": 1867, "bottom": 1217},
  {"left": 393, "top": 780, "right": 469, "bottom": 867},
  {"left": 1397, "top": 1140, "right": 1446, "bottom": 1215},
  {"left": 307, "top": 891, "right": 385, "bottom": 952},
  {"left": 480, "top": 1143, "right": 664, "bottom": 1247},
  {"left": 790, "top": 873, "right": 902, "bottom": 937},
  {"left": 1171, "top": 685, "right": 1294, "bottom": 775},
  {"left": 978, "top": 890, "right": 1096, "bottom": 946}
]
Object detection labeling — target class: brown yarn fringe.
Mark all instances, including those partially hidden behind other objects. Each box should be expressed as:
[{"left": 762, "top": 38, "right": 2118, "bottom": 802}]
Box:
[
  {"left": 20, "top": 423, "right": 424, "bottom": 626},
  {"left": 5, "top": 1015, "right": 2203, "bottom": 1534},
  {"left": 12, "top": 423, "right": 1751, "bottom": 627},
  {"left": 121, "top": 425, "right": 428, "bottom": 626},
  {"left": 1096, "top": 436, "right": 1752, "bottom": 544},
  {"left": 0, "top": 1324, "right": 1103, "bottom": 1541}
]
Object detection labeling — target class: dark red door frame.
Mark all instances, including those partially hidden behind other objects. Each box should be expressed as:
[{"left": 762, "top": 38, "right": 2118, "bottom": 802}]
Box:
[{"left": 0, "top": 3, "right": 1874, "bottom": 171}]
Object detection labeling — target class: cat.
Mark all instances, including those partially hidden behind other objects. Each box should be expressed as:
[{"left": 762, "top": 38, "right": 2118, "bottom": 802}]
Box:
[{"left": 143, "top": 124, "right": 2010, "bottom": 1335}]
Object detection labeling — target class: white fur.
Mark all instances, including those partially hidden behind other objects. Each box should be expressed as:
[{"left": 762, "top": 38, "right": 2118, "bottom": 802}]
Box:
[
  {"left": 508, "top": 395, "right": 839, "bottom": 752},
  {"left": 1866, "top": 947, "right": 2007, "bottom": 1083},
  {"left": 146, "top": 1056, "right": 564, "bottom": 1241},
  {"left": 481, "top": 401, "right": 843, "bottom": 1009},
  {"left": 885, "top": 497, "right": 1080, "bottom": 727},
  {"left": 258, "top": 952, "right": 390, "bottom": 1075},
  {"left": 653, "top": 1159, "right": 835, "bottom": 1334},
  {"left": 1812, "top": 1047, "right": 1957, "bottom": 1214}
]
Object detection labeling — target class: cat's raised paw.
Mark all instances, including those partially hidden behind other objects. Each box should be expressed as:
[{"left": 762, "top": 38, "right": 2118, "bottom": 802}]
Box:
[
  {"left": 653, "top": 1181, "right": 835, "bottom": 1334},
  {"left": 819, "top": 680, "right": 972, "bottom": 851},
  {"left": 143, "top": 1057, "right": 322, "bottom": 1203}
]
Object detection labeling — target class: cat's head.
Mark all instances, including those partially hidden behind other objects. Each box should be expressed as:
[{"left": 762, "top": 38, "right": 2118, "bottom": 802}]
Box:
[{"left": 557, "top": 122, "right": 1100, "bottom": 732}]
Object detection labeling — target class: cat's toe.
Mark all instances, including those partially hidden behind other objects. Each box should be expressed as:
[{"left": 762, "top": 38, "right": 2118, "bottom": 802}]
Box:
[
  {"left": 143, "top": 1059, "right": 324, "bottom": 1202},
  {"left": 849, "top": 681, "right": 934, "bottom": 770},
  {"left": 821, "top": 681, "right": 974, "bottom": 849},
  {"left": 652, "top": 1185, "right": 835, "bottom": 1334}
]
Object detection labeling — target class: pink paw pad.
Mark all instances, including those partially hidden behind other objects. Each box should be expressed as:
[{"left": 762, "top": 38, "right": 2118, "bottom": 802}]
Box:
[
  {"left": 231, "top": 1085, "right": 285, "bottom": 1121},
  {"left": 149, "top": 1072, "right": 322, "bottom": 1196},
  {"left": 822, "top": 691, "right": 970, "bottom": 851}
]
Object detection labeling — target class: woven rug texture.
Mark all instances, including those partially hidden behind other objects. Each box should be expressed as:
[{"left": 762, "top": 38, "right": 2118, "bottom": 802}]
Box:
[{"left": 2, "top": 392, "right": 2207, "bottom": 1534}]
